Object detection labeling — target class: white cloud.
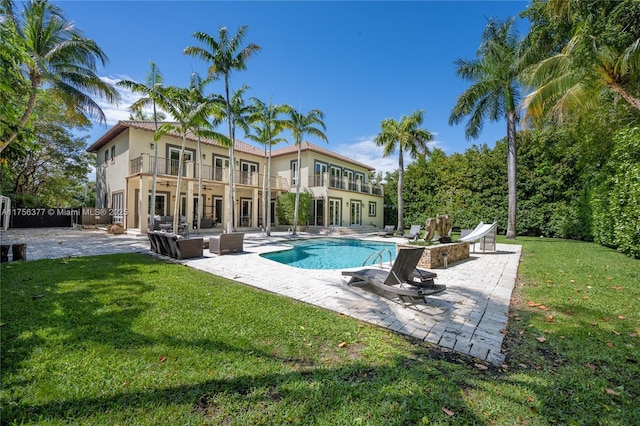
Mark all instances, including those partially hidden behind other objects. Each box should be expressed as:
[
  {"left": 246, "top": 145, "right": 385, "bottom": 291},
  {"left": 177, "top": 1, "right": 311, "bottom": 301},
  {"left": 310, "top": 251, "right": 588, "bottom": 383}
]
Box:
[
  {"left": 334, "top": 136, "right": 442, "bottom": 178},
  {"left": 93, "top": 75, "right": 170, "bottom": 126}
]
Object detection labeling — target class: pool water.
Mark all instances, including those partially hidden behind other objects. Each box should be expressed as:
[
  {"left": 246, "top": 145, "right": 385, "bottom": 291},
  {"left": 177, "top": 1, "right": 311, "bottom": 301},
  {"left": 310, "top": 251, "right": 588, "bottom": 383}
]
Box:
[{"left": 260, "top": 238, "right": 397, "bottom": 270}]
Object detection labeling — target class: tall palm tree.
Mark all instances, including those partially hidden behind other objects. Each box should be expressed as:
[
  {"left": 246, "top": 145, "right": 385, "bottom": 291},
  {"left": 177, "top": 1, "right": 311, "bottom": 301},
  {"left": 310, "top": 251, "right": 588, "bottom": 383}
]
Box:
[
  {"left": 209, "top": 85, "right": 254, "bottom": 230},
  {"left": 374, "top": 110, "right": 433, "bottom": 236},
  {"left": 185, "top": 25, "right": 261, "bottom": 233},
  {"left": 283, "top": 107, "right": 328, "bottom": 235},
  {"left": 117, "top": 62, "right": 164, "bottom": 229},
  {"left": 522, "top": 0, "right": 640, "bottom": 123},
  {"left": 2, "top": 0, "right": 119, "bottom": 153},
  {"left": 246, "top": 98, "right": 288, "bottom": 236},
  {"left": 449, "top": 17, "right": 522, "bottom": 240},
  {"left": 154, "top": 85, "right": 211, "bottom": 233}
]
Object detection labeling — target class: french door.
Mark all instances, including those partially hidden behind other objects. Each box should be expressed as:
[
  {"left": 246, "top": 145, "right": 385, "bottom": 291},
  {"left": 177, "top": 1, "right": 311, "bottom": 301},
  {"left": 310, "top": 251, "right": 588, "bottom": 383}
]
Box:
[
  {"left": 329, "top": 199, "right": 341, "bottom": 226},
  {"left": 350, "top": 200, "right": 361, "bottom": 226}
]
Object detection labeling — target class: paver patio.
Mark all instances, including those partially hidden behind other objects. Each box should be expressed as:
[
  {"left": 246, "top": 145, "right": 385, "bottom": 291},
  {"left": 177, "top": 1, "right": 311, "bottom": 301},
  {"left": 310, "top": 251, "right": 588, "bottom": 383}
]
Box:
[{"left": 1, "top": 227, "right": 521, "bottom": 365}]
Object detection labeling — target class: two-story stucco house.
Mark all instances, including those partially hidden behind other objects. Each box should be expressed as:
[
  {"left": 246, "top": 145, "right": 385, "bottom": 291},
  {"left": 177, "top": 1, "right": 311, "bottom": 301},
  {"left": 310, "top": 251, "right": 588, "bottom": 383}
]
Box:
[{"left": 87, "top": 121, "right": 384, "bottom": 233}]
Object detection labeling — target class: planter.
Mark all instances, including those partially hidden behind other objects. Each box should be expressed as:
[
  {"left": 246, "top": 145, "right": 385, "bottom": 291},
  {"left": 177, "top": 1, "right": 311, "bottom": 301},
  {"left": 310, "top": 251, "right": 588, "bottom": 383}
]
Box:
[{"left": 400, "top": 241, "right": 470, "bottom": 269}]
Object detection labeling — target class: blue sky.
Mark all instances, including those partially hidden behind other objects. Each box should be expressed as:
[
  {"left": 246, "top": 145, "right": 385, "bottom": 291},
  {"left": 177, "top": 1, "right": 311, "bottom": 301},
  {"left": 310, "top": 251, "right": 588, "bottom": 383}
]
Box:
[{"left": 58, "top": 0, "right": 530, "bottom": 175}]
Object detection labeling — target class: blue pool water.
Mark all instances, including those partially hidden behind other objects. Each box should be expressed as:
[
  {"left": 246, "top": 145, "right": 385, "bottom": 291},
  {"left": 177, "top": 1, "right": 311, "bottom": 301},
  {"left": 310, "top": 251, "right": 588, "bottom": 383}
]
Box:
[{"left": 260, "top": 238, "right": 397, "bottom": 270}]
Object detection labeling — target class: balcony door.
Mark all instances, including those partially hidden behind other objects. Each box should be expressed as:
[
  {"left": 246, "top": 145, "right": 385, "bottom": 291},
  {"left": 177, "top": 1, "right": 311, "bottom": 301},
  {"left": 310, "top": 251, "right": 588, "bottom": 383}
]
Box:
[
  {"left": 315, "top": 162, "right": 327, "bottom": 186},
  {"left": 214, "top": 156, "right": 229, "bottom": 181},
  {"left": 169, "top": 147, "right": 193, "bottom": 176},
  {"left": 240, "top": 161, "right": 258, "bottom": 185}
]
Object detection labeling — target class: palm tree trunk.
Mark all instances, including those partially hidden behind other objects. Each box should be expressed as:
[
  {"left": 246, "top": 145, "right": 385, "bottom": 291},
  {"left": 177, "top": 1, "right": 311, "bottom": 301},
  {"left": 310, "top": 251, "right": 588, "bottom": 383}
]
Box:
[
  {"left": 292, "top": 142, "right": 302, "bottom": 235},
  {"left": 397, "top": 150, "right": 404, "bottom": 235},
  {"left": 172, "top": 134, "right": 186, "bottom": 233},
  {"left": 2, "top": 78, "right": 38, "bottom": 153},
  {"left": 149, "top": 98, "right": 159, "bottom": 230},
  {"left": 506, "top": 110, "right": 517, "bottom": 240},
  {"left": 605, "top": 78, "right": 640, "bottom": 111},
  {"left": 261, "top": 143, "right": 267, "bottom": 233},
  {"left": 196, "top": 134, "right": 203, "bottom": 233},
  {"left": 266, "top": 143, "right": 272, "bottom": 236},
  {"left": 225, "top": 75, "right": 235, "bottom": 234}
]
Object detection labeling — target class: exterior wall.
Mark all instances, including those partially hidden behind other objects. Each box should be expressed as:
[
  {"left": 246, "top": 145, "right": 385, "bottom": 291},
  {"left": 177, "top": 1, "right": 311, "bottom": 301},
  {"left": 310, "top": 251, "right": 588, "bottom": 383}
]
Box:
[
  {"left": 92, "top": 123, "right": 384, "bottom": 232},
  {"left": 96, "top": 129, "right": 130, "bottom": 209}
]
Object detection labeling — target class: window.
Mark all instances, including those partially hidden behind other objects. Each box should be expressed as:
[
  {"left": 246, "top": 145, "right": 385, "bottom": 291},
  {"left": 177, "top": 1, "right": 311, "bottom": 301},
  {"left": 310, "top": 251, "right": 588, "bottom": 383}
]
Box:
[
  {"left": 168, "top": 146, "right": 194, "bottom": 176},
  {"left": 104, "top": 149, "right": 109, "bottom": 163},
  {"left": 369, "top": 201, "right": 376, "bottom": 217},
  {"left": 314, "top": 161, "right": 327, "bottom": 186},
  {"left": 110, "top": 146, "right": 116, "bottom": 163},
  {"left": 291, "top": 160, "right": 298, "bottom": 185}
]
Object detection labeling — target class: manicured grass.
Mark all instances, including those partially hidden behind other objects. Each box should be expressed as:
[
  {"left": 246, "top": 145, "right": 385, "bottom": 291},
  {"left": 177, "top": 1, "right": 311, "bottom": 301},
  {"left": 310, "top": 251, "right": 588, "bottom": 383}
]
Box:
[{"left": 1, "top": 239, "right": 638, "bottom": 425}]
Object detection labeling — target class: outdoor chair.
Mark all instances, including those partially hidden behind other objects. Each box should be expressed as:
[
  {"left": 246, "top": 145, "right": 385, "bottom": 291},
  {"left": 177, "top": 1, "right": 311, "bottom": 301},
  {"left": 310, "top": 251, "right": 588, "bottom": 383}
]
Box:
[
  {"left": 405, "top": 224, "right": 421, "bottom": 241},
  {"left": 342, "top": 247, "right": 446, "bottom": 306},
  {"left": 209, "top": 232, "right": 244, "bottom": 255},
  {"left": 459, "top": 222, "right": 497, "bottom": 252},
  {"left": 377, "top": 225, "right": 395, "bottom": 237}
]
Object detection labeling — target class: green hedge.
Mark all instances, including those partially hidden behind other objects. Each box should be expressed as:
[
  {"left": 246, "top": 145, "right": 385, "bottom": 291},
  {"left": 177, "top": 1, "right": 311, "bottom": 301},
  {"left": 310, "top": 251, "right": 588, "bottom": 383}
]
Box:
[{"left": 591, "top": 127, "right": 640, "bottom": 258}]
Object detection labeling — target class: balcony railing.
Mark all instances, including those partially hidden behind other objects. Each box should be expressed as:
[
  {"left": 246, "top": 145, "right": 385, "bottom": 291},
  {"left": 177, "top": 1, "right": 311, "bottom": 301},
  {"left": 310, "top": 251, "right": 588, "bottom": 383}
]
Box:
[
  {"left": 129, "top": 155, "right": 289, "bottom": 191},
  {"left": 311, "top": 173, "right": 383, "bottom": 196}
]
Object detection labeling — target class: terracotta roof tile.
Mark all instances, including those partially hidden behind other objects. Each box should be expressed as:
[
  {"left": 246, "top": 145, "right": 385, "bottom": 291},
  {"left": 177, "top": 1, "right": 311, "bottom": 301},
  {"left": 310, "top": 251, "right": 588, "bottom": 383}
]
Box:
[
  {"left": 271, "top": 142, "right": 374, "bottom": 171},
  {"left": 87, "top": 121, "right": 263, "bottom": 156},
  {"left": 87, "top": 121, "right": 374, "bottom": 171}
]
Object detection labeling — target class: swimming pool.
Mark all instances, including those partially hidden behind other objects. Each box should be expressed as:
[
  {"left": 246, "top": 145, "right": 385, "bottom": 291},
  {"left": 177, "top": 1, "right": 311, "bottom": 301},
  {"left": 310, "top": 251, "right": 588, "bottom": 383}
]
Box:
[{"left": 260, "top": 238, "right": 397, "bottom": 270}]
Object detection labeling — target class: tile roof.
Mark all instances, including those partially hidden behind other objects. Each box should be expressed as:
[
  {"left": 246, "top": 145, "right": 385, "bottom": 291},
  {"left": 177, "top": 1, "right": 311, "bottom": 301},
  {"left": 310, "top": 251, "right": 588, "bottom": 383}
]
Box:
[
  {"left": 87, "top": 121, "right": 375, "bottom": 171},
  {"left": 271, "top": 142, "right": 375, "bottom": 171},
  {"left": 86, "top": 121, "right": 263, "bottom": 156}
]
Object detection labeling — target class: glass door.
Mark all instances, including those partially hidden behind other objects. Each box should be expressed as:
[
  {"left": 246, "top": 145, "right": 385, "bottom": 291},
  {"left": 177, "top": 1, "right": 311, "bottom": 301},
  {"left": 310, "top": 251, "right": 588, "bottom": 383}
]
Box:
[
  {"left": 315, "top": 162, "right": 327, "bottom": 186},
  {"left": 213, "top": 197, "right": 223, "bottom": 225},
  {"left": 329, "top": 199, "right": 341, "bottom": 226},
  {"left": 240, "top": 162, "right": 258, "bottom": 185},
  {"left": 312, "top": 199, "right": 324, "bottom": 226},
  {"left": 240, "top": 199, "right": 252, "bottom": 227},
  {"left": 350, "top": 200, "right": 361, "bottom": 226},
  {"left": 214, "top": 156, "right": 229, "bottom": 181}
]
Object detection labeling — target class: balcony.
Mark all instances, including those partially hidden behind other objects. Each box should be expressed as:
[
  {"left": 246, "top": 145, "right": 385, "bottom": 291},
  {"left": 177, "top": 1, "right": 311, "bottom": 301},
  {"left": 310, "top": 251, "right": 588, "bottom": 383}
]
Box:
[
  {"left": 129, "top": 155, "right": 289, "bottom": 191},
  {"left": 311, "top": 173, "right": 383, "bottom": 196}
]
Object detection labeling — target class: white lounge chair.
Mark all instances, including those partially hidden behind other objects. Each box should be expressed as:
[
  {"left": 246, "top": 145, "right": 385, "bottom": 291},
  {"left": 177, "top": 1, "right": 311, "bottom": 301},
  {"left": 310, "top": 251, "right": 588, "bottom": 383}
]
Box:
[{"left": 459, "top": 222, "right": 497, "bottom": 252}]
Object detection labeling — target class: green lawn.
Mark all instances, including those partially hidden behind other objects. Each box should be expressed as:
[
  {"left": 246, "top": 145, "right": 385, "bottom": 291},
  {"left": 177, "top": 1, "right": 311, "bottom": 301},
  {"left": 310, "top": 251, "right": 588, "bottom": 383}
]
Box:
[{"left": 1, "top": 237, "right": 638, "bottom": 425}]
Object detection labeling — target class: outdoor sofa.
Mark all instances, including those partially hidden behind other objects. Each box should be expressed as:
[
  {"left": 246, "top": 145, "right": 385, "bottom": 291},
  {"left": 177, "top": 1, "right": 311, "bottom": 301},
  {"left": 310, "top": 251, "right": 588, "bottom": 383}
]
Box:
[{"left": 148, "top": 230, "right": 203, "bottom": 260}]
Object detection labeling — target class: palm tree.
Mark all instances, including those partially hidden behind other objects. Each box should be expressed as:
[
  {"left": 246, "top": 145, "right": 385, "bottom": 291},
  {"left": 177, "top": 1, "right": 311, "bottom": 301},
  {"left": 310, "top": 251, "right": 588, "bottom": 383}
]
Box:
[
  {"left": 522, "top": 0, "right": 640, "bottom": 123},
  {"left": 283, "top": 107, "right": 328, "bottom": 235},
  {"left": 117, "top": 62, "right": 164, "bottom": 229},
  {"left": 209, "top": 85, "right": 254, "bottom": 230},
  {"left": 2, "top": 0, "right": 119, "bottom": 153},
  {"left": 374, "top": 110, "right": 433, "bottom": 236},
  {"left": 449, "top": 17, "right": 522, "bottom": 240},
  {"left": 154, "top": 85, "right": 211, "bottom": 233},
  {"left": 185, "top": 25, "right": 261, "bottom": 233},
  {"left": 246, "top": 98, "right": 288, "bottom": 236}
]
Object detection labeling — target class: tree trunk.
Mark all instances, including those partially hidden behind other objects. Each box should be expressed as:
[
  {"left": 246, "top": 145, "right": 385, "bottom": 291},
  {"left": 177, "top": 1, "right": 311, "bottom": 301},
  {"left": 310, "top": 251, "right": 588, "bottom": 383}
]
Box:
[
  {"left": 397, "top": 150, "right": 404, "bottom": 235},
  {"left": 506, "top": 110, "right": 517, "bottom": 240},
  {"left": 292, "top": 142, "right": 302, "bottom": 235},
  {"left": 1, "top": 78, "right": 39, "bottom": 153},
  {"left": 172, "top": 135, "right": 186, "bottom": 233}
]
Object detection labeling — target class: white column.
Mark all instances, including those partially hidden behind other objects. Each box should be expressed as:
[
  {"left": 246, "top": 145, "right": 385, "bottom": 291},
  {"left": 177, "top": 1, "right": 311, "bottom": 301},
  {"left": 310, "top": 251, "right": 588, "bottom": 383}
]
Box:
[{"left": 139, "top": 175, "right": 149, "bottom": 233}]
